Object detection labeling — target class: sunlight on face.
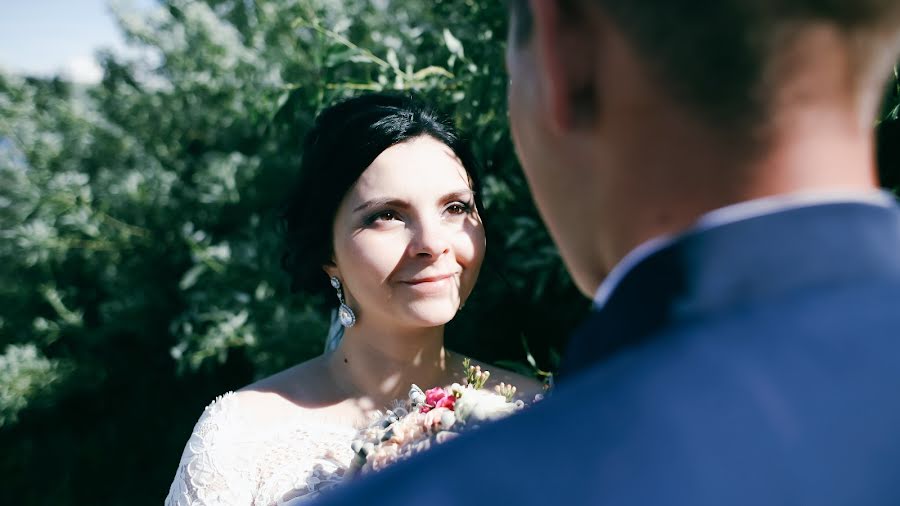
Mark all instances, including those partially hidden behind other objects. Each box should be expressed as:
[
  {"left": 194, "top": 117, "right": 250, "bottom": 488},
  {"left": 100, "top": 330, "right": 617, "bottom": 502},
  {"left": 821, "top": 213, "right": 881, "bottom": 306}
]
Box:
[{"left": 330, "top": 135, "right": 486, "bottom": 330}]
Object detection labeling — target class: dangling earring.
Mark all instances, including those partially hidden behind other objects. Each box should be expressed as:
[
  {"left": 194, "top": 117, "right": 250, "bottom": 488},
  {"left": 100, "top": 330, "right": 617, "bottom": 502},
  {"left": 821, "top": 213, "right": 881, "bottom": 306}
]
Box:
[{"left": 330, "top": 276, "right": 356, "bottom": 328}]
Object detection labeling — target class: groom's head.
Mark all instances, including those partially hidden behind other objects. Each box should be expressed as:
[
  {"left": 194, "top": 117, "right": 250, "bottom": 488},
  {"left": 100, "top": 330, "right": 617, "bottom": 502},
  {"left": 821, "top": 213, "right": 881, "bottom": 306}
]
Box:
[{"left": 506, "top": 0, "right": 900, "bottom": 297}]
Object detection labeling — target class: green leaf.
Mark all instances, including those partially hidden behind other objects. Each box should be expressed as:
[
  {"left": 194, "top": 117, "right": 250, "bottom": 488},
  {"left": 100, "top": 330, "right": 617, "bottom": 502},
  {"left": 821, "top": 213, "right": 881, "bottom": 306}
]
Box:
[
  {"left": 443, "top": 29, "right": 465, "bottom": 59},
  {"left": 179, "top": 264, "right": 206, "bottom": 291}
]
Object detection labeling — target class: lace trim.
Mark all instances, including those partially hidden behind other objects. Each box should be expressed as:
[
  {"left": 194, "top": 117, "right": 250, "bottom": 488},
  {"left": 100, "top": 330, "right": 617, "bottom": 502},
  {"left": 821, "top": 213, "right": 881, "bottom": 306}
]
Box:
[{"left": 164, "top": 392, "right": 358, "bottom": 506}]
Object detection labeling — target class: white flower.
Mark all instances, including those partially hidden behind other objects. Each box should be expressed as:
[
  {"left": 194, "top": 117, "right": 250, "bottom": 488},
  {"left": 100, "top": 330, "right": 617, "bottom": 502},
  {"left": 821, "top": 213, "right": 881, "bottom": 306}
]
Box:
[{"left": 453, "top": 387, "right": 521, "bottom": 424}]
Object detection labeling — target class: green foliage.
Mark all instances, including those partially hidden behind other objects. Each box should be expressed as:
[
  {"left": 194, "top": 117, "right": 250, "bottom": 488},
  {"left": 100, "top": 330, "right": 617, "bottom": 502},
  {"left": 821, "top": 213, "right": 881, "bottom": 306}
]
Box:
[
  {"left": 0, "top": 1, "right": 898, "bottom": 503},
  {"left": 881, "top": 65, "right": 899, "bottom": 122},
  {"left": 0, "top": 343, "right": 71, "bottom": 427},
  {"left": 0, "top": 1, "right": 581, "bottom": 503},
  {"left": 878, "top": 66, "right": 900, "bottom": 194}
]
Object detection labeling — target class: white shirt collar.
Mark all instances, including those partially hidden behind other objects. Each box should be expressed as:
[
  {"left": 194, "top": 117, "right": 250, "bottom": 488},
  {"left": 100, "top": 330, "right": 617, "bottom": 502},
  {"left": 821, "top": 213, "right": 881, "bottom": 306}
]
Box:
[{"left": 592, "top": 189, "right": 897, "bottom": 309}]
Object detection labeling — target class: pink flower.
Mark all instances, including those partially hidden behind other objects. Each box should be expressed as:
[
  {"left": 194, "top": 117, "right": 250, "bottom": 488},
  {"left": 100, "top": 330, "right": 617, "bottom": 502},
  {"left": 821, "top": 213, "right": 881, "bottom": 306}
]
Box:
[
  {"left": 421, "top": 387, "right": 455, "bottom": 413},
  {"left": 436, "top": 395, "right": 456, "bottom": 410},
  {"left": 425, "top": 387, "right": 448, "bottom": 404}
]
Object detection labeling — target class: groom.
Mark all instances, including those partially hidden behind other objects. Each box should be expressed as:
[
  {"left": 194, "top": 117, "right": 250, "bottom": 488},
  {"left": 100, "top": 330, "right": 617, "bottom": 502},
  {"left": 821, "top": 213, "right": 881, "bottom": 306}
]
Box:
[{"left": 317, "top": 1, "right": 900, "bottom": 504}]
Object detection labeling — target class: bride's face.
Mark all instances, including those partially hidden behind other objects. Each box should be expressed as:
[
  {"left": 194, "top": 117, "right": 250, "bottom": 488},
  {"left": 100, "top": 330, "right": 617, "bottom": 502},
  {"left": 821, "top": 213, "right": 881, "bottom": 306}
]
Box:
[{"left": 328, "top": 135, "right": 486, "bottom": 329}]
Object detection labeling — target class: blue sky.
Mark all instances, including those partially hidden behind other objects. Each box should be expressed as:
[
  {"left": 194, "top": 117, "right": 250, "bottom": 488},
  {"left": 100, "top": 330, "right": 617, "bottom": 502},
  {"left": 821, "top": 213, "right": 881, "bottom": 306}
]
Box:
[{"left": 0, "top": 0, "right": 153, "bottom": 83}]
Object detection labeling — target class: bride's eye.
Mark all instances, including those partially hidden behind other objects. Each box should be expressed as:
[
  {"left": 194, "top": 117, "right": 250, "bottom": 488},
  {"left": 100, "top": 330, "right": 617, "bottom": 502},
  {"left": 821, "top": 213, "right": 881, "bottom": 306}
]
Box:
[
  {"left": 445, "top": 201, "right": 473, "bottom": 216},
  {"left": 365, "top": 210, "right": 401, "bottom": 225}
]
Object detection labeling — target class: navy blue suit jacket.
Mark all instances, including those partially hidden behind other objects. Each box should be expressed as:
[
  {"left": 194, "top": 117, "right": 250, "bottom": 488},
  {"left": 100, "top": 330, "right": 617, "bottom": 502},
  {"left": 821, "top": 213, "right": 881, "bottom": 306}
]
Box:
[{"left": 314, "top": 200, "right": 900, "bottom": 505}]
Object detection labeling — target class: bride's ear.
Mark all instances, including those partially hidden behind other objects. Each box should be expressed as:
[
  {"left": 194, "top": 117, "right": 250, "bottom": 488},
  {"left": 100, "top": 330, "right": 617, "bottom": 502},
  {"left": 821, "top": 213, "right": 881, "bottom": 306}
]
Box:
[{"left": 323, "top": 261, "right": 339, "bottom": 280}]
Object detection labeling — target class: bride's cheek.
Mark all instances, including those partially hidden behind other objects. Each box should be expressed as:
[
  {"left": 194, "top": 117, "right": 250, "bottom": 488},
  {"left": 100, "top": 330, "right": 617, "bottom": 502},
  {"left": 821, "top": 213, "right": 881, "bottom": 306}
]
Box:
[
  {"left": 453, "top": 242, "right": 477, "bottom": 291},
  {"left": 451, "top": 237, "right": 473, "bottom": 267},
  {"left": 358, "top": 233, "right": 404, "bottom": 268},
  {"left": 461, "top": 231, "right": 485, "bottom": 267}
]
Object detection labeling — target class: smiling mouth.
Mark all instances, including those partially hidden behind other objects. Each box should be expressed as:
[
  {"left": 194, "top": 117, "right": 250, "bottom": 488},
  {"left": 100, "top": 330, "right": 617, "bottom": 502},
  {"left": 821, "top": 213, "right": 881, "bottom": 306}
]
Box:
[{"left": 401, "top": 273, "right": 458, "bottom": 285}]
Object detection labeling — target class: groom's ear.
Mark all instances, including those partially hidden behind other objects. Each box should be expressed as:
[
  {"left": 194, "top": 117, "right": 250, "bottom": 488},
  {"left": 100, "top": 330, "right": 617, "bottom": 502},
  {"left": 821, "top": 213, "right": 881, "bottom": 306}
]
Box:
[{"left": 529, "top": 0, "right": 601, "bottom": 132}]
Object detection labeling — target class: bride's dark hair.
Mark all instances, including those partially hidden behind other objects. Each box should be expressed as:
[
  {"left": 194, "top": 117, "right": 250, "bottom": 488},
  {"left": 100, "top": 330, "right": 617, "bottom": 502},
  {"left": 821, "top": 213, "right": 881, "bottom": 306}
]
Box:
[{"left": 281, "top": 93, "right": 483, "bottom": 297}]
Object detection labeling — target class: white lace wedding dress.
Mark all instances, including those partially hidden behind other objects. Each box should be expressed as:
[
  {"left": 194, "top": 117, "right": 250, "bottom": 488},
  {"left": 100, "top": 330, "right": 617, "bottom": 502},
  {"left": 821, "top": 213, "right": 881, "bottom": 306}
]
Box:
[{"left": 164, "top": 391, "right": 364, "bottom": 505}]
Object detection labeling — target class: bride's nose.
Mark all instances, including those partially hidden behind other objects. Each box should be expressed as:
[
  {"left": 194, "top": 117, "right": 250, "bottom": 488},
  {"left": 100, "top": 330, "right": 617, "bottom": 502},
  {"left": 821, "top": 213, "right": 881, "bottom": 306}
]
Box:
[{"left": 408, "top": 218, "right": 451, "bottom": 258}]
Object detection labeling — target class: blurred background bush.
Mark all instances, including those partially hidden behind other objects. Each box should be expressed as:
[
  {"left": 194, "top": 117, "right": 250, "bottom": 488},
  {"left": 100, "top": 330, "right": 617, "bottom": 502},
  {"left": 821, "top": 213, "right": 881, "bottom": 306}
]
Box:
[{"left": 0, "top": 1, "right": 897, "bottom": 504}]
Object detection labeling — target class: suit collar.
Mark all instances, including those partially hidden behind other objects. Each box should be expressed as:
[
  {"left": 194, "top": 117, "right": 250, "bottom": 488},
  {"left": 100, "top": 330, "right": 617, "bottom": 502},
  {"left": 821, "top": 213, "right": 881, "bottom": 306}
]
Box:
[
  {"left": 593, "top": 190, "right": 896, "bottom": 309},
  {"left": 562, "top": 199, "right": 900, "bottom": 379}
]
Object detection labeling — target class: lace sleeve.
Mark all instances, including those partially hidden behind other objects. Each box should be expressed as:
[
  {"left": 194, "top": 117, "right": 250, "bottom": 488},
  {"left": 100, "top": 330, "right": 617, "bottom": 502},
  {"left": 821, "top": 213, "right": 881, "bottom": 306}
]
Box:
[
  {"left": 164, "top": 393, "right": 255, "bottom": 506},
  {"left": 164, "top": 391, "right": 360, "bottom": 506}
]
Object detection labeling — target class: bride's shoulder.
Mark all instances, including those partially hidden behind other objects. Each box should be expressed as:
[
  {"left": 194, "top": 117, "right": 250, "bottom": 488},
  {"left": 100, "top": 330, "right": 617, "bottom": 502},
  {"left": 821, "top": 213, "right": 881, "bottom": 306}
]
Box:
[
  {"left": 183, "top": 356, "right": 339, "bottom": 435},
  {"left": 227, "top": 355, "right": 348, "bottom": 427},
  {"left": 228, "top": 355, "right": 372, "bottom": 429},
  {"left": 166, "top": 357, "right": 354, "bottom": 506}
]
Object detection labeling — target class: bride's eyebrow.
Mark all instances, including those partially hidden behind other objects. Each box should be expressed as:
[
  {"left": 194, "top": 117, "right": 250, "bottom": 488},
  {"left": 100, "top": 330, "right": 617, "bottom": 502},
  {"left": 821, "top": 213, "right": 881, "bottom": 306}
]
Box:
[
  {"left": 439, "top": 189, "right": 476, "bottom": 203},
  {"left": 352, "top": 198, "right": 410, "bottom": 214},
  {"left": 353, "top": 189, "right": 476, "bottom": 214}
]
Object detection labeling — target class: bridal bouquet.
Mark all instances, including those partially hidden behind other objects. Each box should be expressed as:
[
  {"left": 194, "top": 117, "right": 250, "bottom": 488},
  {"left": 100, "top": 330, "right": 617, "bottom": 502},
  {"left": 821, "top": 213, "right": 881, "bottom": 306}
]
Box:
[{"left": 348, "top": 360, "right": 536, "bottom": 475}]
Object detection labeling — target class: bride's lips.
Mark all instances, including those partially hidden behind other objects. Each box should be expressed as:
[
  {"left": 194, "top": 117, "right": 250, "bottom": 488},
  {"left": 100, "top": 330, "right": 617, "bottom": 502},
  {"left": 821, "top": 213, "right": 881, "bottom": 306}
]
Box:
[{"left": 399, "top": 272, "right": 459, "bottom": 293}]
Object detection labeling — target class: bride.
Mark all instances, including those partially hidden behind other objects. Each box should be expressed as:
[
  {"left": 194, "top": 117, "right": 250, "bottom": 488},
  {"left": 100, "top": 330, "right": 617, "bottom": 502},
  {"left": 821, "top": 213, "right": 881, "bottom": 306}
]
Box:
[{"left": 164, "top": 93, "right": 544, "bottom": 505}]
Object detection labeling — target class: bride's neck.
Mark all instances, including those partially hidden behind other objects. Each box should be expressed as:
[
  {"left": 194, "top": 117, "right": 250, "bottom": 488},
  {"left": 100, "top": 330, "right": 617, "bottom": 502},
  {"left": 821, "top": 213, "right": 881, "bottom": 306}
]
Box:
[{"left": 327, "top": 321, "right": 455, "bottom": 406}]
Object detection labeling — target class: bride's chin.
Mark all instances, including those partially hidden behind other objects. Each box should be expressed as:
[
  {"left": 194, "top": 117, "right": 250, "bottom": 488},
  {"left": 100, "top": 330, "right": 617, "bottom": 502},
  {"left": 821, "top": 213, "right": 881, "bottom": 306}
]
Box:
[{"left": 398, "top": 300, "right": 460, "bottom": 327}]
